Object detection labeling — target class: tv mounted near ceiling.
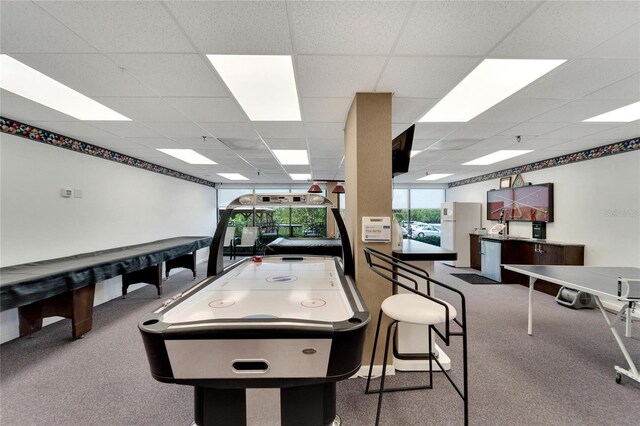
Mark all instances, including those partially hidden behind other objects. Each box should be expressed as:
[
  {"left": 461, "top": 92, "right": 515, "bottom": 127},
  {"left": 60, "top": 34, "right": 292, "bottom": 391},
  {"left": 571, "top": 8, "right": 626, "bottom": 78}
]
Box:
[
  {"left": 487, "top": 183, "right": 554, "bottom": 222},
  {"left": 392, "top": 124, "right": 415, "bottom": 177}
]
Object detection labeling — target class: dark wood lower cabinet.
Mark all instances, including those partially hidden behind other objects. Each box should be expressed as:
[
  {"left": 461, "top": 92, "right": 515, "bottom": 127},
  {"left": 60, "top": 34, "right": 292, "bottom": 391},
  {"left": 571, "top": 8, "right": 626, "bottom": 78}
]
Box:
[
  {"left": 469, "top": 234, "right": 482, "bottom": 270},
  {"left": 482, "top": 237, "right": 585, "bottom": 296}
]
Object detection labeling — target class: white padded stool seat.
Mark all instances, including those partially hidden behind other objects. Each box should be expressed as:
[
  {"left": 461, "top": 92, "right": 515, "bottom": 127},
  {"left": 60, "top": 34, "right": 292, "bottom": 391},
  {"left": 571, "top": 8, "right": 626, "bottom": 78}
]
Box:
[{"left": 381, "top": 293, "right": 456, "bottom": 325}]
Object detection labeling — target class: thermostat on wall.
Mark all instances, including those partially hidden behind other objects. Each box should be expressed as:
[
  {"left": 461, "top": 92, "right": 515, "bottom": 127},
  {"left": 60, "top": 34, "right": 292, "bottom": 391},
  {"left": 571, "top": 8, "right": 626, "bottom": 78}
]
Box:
[
  {"left": 362, "top": 217, "right": 391, "bottom": 242},
  {"left": 60, "top": 188, "right": 72, "bottom": 198}
]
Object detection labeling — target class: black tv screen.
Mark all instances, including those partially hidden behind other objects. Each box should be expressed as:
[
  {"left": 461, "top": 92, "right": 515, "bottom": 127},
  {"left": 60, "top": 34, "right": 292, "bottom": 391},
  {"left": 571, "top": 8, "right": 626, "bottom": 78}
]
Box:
[
  {"left": 392, "top": 124, "right": 415, "bottom": 177},
  {"left": 487, "top": 183, "right": 554, "bottom": 222}
]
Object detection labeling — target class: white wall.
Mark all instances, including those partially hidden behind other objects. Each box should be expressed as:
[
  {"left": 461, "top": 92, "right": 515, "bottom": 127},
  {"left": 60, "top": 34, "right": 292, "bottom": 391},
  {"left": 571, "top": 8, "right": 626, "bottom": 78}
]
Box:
[
  {"left": 0, "top": 133, "right": 217, "bottom": 342},
  {"left": 446, "top": 150, "right": 640, "bottom": 267}
]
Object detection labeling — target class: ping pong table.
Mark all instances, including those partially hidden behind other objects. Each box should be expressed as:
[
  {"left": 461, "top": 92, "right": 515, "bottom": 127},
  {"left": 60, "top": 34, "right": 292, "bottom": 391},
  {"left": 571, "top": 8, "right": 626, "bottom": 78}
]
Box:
[{"left": 503, "top": 264, "right": 640, "bottom": 385}]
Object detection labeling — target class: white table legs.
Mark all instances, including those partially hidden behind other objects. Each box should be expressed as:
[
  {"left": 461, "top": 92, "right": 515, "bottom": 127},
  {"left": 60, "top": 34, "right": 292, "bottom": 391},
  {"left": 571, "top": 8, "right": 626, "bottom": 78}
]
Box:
[{"left": 528, "top": 277, "right": 536, "bottom": 336}]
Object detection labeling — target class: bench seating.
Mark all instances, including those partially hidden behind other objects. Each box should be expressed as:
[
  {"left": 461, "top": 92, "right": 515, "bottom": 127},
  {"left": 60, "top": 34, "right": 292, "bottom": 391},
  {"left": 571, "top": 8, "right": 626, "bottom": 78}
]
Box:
[{"left": 0, "top": 236, "right": 211, "bottom": 339}]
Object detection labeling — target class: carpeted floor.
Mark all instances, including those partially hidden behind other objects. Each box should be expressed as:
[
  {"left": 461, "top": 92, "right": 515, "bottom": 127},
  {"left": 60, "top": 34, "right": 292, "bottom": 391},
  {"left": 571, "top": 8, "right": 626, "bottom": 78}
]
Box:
[{"left": 1, "top": 261, "right": 639, "bottom": 425}]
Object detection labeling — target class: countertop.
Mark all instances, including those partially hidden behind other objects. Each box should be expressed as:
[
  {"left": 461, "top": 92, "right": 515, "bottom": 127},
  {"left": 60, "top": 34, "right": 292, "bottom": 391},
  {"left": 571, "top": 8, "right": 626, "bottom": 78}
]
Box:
[
  {"left": 392, "top": 239, "right": 458, "bottom": 261},
  {"left": 476, "top": 234, "right": 585, "bottom": 247}
]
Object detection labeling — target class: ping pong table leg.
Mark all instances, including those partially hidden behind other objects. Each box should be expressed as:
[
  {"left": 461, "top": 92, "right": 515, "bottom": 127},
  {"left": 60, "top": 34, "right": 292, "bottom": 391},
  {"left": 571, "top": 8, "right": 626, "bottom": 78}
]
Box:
[
  {"left": 528, "top": 277, "right": 537, "bottom": 336},
  {"left": 594, "top": 296, "right": 639, "bottom": 384},
  {"left": 625, "top": 303, "right": 632, "bottom": 338}
]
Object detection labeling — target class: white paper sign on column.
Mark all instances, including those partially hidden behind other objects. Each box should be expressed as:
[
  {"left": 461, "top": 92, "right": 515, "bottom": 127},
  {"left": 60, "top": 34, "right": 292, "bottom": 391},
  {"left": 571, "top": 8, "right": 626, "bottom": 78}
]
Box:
[{"left": 362, "top": 217, "right": 391, "bottom": 242}]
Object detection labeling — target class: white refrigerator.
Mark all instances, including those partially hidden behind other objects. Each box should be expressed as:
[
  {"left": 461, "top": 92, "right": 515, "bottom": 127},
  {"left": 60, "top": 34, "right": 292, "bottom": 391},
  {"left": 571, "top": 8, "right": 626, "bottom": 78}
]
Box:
[{"left": 440, "top": 202, "right": 482, "bottom": 267}]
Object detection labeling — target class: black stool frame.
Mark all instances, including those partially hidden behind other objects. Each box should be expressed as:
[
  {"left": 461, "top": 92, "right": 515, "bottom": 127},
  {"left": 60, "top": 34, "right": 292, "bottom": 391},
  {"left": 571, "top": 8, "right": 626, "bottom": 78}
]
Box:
[{"left": 363, "top": 248, "right": 468, "bottom": 426}]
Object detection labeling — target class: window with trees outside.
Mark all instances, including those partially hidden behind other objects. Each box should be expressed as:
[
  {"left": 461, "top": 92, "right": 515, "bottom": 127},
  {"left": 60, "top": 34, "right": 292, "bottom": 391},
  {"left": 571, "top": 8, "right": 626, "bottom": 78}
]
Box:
[{"left": 393, "top": 188, "right": 445, "bottom": 246}]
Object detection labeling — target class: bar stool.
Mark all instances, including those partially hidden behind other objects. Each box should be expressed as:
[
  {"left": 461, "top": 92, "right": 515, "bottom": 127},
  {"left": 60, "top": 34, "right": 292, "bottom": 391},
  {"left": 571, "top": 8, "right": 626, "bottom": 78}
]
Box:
[{"left": 363, "top": 248, "right": 468, "bottom": 426}]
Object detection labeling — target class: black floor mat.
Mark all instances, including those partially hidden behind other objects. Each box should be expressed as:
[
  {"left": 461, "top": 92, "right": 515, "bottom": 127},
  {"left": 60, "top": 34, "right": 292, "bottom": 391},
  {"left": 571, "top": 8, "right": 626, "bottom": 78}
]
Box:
[{"left": 451, "top": 273, "right": 500, "bottom": 284}]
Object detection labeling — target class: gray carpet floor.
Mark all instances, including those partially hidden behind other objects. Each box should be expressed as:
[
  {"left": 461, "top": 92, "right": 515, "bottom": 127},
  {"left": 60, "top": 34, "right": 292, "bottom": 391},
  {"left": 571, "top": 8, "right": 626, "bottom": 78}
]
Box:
[{"left": 1, "top": 261, "right": 639, "bottom": 425}]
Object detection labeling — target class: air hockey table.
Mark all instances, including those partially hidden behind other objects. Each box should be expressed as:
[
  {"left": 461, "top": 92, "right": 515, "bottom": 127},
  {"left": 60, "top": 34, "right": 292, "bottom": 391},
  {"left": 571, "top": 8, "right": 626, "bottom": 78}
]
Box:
[{"left": 139, "top": 194, "right": 369, "bottom": 426}]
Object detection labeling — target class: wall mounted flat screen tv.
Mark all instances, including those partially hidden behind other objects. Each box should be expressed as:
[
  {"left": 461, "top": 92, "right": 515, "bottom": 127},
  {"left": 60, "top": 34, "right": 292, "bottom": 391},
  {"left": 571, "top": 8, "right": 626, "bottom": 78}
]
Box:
[
  {"left": 392, "top": 124, "right": 415, "bottom": 177},
  {"left": 487, "top": 183, "right": 554, "bottom": 222}
]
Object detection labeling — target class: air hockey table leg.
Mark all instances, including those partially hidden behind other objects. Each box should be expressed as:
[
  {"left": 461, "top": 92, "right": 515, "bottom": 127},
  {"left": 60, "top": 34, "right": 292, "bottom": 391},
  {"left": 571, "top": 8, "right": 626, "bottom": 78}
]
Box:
[{"left": 192, "top": 383, "right": 340, "bottom": 426}]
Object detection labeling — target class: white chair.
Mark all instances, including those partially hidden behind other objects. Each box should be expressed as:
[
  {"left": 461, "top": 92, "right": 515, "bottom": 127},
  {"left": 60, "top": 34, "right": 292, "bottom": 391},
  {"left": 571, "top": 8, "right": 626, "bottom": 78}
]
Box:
[
  {"left": 233, "top": 226, "right": 258, "bottom": 259},
  {"left": 363, "top": 248, "right": 468, "bottom": 426},
  {"left": 223, "top": 226, "right": 235, "bottom": 259}
]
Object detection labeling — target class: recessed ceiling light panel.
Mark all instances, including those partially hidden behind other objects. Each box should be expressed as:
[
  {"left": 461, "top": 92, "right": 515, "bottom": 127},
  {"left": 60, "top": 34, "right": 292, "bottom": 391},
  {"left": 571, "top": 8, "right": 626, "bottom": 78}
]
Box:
[
  {"left": 583, "top": 101, "right": 640, "bottom": 122},
  {"left": 289, "top": 173, "right": 311, "bottom": 181},
  {"left": 217, "top": 173, "right": 249, "bottom": 181},
  {"left": 207, "top": 55, "right": 301, "bottom": 121},
  {"left": 157, "top": 149, "right": 216, "bottom": 164},
  {"left": 463, "top": 150, "right": 532, "bottom": 166},
  {"left": 273, "top": 149, "right": 309, "bottom": 165},
  {"left": 419, "top": 59, "right": 565, "bottom": 122},
  {"left": 0, "top": 54, "right": 130, "bottom": 121}
]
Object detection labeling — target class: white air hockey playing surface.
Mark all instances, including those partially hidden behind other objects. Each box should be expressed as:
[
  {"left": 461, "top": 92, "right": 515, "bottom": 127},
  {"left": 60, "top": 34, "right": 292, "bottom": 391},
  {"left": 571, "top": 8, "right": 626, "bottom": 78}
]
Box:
[{"left": 163, "top": 256, "right": 354, "bottom": 324}]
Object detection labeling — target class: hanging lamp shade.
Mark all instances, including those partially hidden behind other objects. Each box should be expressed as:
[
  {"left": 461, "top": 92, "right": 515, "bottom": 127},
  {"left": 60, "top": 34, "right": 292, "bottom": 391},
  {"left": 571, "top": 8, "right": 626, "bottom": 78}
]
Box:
[
  {"left": 332, "top": 183, "right": 345, "bottom": 194},
  {"left": 307, "top": 182, "right": 322, "bottom": 193}
]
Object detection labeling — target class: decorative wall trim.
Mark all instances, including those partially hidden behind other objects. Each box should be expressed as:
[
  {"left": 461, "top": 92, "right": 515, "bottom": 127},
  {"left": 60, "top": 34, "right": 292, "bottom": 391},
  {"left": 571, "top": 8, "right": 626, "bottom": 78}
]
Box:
[
  {"left": 448, "top": 137, "right": 640, "bottom": 188},
  {"left": 0, "top": 117, "right": 216, "bottom": 188}
]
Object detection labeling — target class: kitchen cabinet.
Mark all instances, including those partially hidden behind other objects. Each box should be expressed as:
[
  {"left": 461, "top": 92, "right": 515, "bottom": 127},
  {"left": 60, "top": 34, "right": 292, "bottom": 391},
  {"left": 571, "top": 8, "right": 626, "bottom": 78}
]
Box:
[
  {"left": 480, "top": 236, "right": 584, "bottom": 296},
  {"left": 469, "top": 234, "right": 482, "bottom": 270}
]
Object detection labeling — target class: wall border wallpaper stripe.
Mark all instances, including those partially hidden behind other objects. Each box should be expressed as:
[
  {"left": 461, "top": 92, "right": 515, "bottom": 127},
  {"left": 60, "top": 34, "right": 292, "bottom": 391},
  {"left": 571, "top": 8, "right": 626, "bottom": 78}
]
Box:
[
  {"left": 0, "top": 117, "right": 216, "bottom": 188},
  {"left": 448, "top": 136, "right": 640, "bottom": 188}
]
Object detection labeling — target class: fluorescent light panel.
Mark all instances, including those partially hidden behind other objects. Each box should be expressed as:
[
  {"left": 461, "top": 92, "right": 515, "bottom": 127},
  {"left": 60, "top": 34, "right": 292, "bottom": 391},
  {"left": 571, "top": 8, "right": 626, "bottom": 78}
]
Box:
[
  {"left": 418, "top": 174, "right": 453, "bottom": 181},
  {"left": 218, "top": 173, "right": 249, "bottom": 181},
  {"left": 420, "top": 59, "right": 565, "bottom": 122},
  {"left": 157, "top": 149, "right": 216, "bottom": 165},
  {"left": 463, "top": 150, "right": 532, "bottom": 166},
  {"left": 583, "top": 101, "right": 640, "bottom": 122},
  {"left": 207, "top": 55, "right": 301, "bottom": 121},
  {"left": 273, "top": 149, "right": 309, "bottom": 165},
  {"left": 0, "top": 54, "right": 130, "bottom": 121},
  {"left": 410, "top": 150, "right": 423, "bottom": 158},
  {"left": 290, "top": 173, "right": 312, "bottom": 181}
]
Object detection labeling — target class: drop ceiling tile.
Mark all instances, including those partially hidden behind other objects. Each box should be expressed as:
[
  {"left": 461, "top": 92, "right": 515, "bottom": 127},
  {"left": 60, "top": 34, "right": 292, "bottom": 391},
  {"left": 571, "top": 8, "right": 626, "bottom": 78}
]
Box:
[
  {"left": 414, "top": 123, "right": 462, "bottom": 139},
  {"left": 309, "top": 150, "right": 343, "bottom": 159},
  {"left": 305, "top": 123, "right": 344, "bottom": 139},
  {"left": 529, "top": 99, "right": 634, "bottom": 123},
  {"left": 428, "top": 139, "right": 480, "bottom": 151},
  {"left": 515, "top": 59, "right": 640, "bottom": 100},
  {"left": 584, "top": 23, "right": 640, "bottom": 59},
  {"left": 301, "top": 98, "right": 352, "bottom": 123},
  {"left": 288, "top": 1, "right": 410, "bottom": 54},
  {"left": 37, "top": 1, "right": 194, "bottom": 53},
  {"left": 263, "top": 139, "right": 308, "bottom": 150},
  {"left": 8, "top": 54, "right": 154, "bottom": 97},
  {"left": 378, "top": 57, "right": 481, "bottom": 98},
  {"left": 538, "top": 123, "right": 621, "bottom": 140},
  {"left": 499, "top": 122, "right": 569, "bottom": 137},
  {"left": 296, "top": 56, "right": 387, "bottom": 98},
  {"left": 411, "top": 139, "right": 440, "bottom": 151},
  {"left": 134, "top": 138, "right": 186, "bottom": 150},
  {"left": 1, "top": 1, "right": 96, "bottom": 53},
  {"left": 164, "top": 98, "right": 247, "bottom": 123},
  {"left": 393, "top": 98, "right": 438, "bottom": 125},
  {"left": 219, "top": 139, "right": 268, "bottom": 151},
  {"left": 253, "top": 122, "right": 306, "bottom": 139},
  {"left": 475, "top": 99, "right": 571, "bottom": 123},
  {"left": 446, "top": 122, "right": 515, "bottom": 139},
  {"left": 584, "top": 123, "right": 640, "bottom": 142},
  {"left": 491, "top": 1, "right": 640, "bottom": 58},
  {"left": 0, "top": 95, "right": 78, "bottom": 122},
  {"left": 92, "top": 97, "right": 183, "bottom": 122},
  {"left": 166, "top": 1, "right": 292, "bottom": 54},
  {"left": 200, "top": 123, "right": 257, "bottom": 140},
  {"left": 108, "top": 54, "right": 228, "bottom": 97},
  {"left": 395, "top": 1, "right": 538, "bottom": 56},
  {"left": 585, "top": 74, "right": 640, "bottom": 100},
  {"left": 142, "top": 122, "right": 210, "bottom": 139},
  {"left": 86, "top": 121, "right": 163, "bottom": 139}
]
